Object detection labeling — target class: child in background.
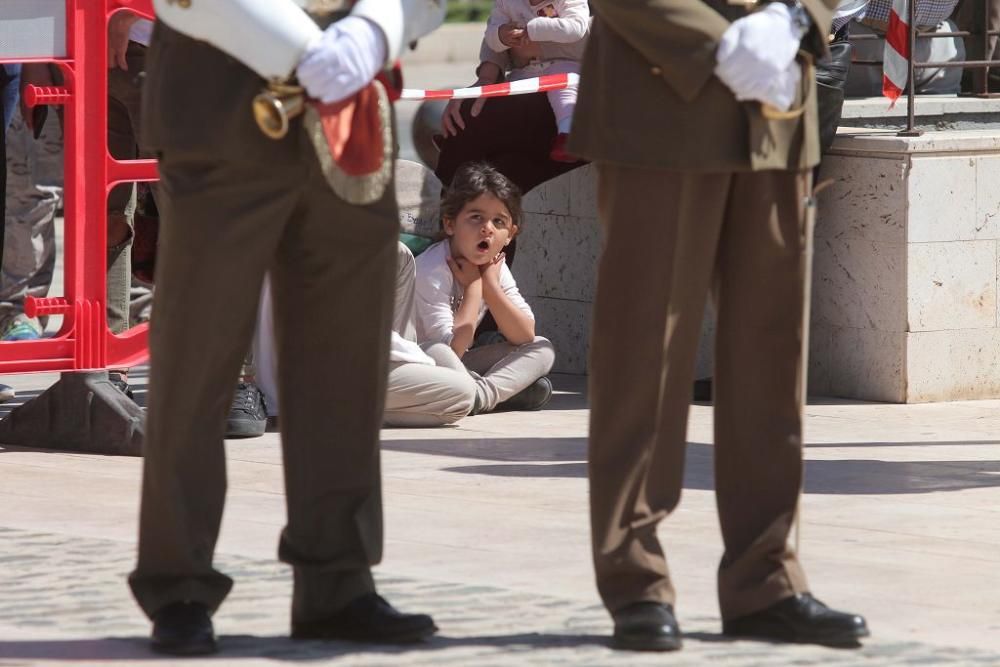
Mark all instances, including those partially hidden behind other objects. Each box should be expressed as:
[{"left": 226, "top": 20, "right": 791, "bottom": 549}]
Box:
[
  {"left": 484, "top": 0, "right": 590, "bottom": 162},
  {"left": 415, "top": 162, "right": 555, "bottom": 414},
  {"left": 254, "top": 243, "right": 477, "bottom": 428}
]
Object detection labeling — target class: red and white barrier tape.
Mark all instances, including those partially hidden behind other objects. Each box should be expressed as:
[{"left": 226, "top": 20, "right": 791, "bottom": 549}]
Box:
[{"left": 399, "top": 72, "right": 579, "bottom": 101}]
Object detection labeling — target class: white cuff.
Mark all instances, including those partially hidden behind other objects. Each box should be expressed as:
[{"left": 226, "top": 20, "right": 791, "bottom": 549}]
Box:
[{"left": 153, "top": 0, "right": 320, "bottom": 80}]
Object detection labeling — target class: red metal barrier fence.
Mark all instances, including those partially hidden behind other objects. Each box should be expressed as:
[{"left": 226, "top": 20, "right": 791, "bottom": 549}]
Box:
[{"left": 0, "top": 0, "right": 156, "bottom": 374}]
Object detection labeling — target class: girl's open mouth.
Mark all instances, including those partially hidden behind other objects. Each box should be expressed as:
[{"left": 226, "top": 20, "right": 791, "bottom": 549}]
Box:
[{"left": 477, "top": 240, "right": 491, "bottom": 251}]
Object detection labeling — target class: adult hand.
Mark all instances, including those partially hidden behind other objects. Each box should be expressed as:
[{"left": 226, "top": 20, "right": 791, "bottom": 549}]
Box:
[
  {"left": 441, "top": 93, "right": 490, "bottom": 137},
  {"left": 297, "top": 16, "right": 386, "bottom": 105},
  {"left": 108, "top": 10, "right": 139, "bottom": 71},
  {"left": 714, "top": 3, "right": 803, "bottom": 110},
  {"left": 480, "top": 251, "right": 505, "bottom": 288},
  {"left": 18, "top": 63, "right": 53, "bottom": 131},
  {"left": 498, "top": 23, "right": 528, "bottom": 48},
  {"left": 447, "top": 255, "right": 482, "bottom": 290}
]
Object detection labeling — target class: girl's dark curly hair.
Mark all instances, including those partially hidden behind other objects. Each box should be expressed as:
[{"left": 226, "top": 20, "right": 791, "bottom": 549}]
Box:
[{"left": 440, "top": 162, "right": 523, "bottom": 230}]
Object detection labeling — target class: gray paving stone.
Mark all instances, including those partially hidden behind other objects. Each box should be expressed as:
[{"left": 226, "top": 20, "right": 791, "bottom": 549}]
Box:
[{"left": 0, "top": 527, "right": 998, "bottom": 666}]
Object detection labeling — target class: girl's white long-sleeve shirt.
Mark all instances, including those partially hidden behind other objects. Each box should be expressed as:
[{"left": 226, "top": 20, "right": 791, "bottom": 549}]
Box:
[
  {"left": 485, "top": 0, "right": 590, "bottom": 57},
  {"left": 414, "top": 240, "right": 534, "bottom": 346}
]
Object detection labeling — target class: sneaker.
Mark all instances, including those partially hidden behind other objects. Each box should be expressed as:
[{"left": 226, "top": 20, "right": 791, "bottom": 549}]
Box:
[
  {"left": 226, "top": 382, "right": 267, "bottom": 439},
  {"left": 1, "top": 315, "right": 42, "bottom": 341},
  {"left": 108, "top": 371, "right": 135, "bottom": 400},
  {"left": 496, "top": 376, "right": 553, "bottom": 412},
  {"left": 0, "top": 384, "right": 15, "bottom": 403}
]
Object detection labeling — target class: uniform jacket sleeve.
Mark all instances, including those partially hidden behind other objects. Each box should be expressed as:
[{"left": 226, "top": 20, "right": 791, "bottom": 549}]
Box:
[
  {"left": 152, "top": 0, "right": 320, "bottom": 80},
  {"left": 526, "top": 0, "right": 591, "bottom": 44},
  {"left": 589, "top": 0, "right": 837, "bottom": 103}
]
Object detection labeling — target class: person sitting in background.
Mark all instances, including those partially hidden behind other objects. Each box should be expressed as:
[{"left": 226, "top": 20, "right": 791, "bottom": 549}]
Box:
[
  {"left": 415, "top": 162, "right": 554, "bottom": 415},
  {"left": 0, "top": 65, "right": 22, "bottom": 401},
  {"left": 483, "top": 0, "right": 590, "bottom": 161},
  {"left": 253, "top": 242, "right": 477, "bottom": 429},
  {"left": 845, "top": 0, "right": 964, "bottom": 96},
  {"left": 956, "top": 0, "right": 1000, "bottom": 92},
  {"left": 106, "top": 10, "right": 268, "bottom": 434},
  {"left": 434, "top": 40, "right": 585, "bottom": 197}
]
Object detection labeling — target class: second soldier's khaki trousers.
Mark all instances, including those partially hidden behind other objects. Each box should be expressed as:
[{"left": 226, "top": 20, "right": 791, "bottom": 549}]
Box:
[{"left": 588, "top": 162, "right": 814, "bottom": 621}]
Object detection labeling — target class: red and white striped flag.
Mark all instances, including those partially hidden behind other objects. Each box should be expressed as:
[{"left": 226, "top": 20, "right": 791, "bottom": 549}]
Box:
[{"left": 882, "top": 0, "right": 910, "bottom": 105}]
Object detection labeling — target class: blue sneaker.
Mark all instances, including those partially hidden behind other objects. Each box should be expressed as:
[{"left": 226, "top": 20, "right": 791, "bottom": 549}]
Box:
[{"left": 1, "top": 315, "right": 42, "bottom": 341}]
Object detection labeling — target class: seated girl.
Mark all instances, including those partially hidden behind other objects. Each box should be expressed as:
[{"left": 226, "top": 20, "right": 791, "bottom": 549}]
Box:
[{"left": 414, "top": 162, "right": 555, "bottom": 414}]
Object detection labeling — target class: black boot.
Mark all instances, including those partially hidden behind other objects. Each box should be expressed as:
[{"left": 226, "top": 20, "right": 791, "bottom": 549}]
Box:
[{"left": 151, "top": 601, "right": 217, "bottom": 655}]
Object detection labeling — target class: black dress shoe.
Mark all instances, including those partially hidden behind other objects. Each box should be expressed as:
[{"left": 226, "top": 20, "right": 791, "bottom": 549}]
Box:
[
  {"left": 723, "top": 593, "right": 869, "bottom": 646},
  {"left": 611, "top": 601, "right": 682, "bottom": 651},
  {"left": 291, "top": 593, "right": 437, "bottom": 644},
  {"left": 151, "top": 601, "right": 217, "bottom": 656}
]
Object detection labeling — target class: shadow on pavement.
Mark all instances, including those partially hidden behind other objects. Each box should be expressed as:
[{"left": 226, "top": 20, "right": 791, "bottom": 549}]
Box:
[
  {"left": 413, "top": 439, "right": 1000, "bottom": 495},
  {"left": 383, "top": 435, "right": 587, "bottom": 462},
  {"left": 0, "top": 632, "right": 609, "bottom": 662}
]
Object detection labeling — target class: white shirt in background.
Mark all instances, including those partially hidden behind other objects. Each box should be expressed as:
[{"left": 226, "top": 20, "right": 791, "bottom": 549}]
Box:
[
  {"left": 129, "top": 18, "right": 154, "bottom": 47},
  {"left": 414, "top": 240, "right": 534, "bottom": 346}
]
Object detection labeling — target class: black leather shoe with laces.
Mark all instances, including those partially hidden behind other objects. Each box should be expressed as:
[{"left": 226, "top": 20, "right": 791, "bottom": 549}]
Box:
[
  {"left": 151, "top": 601, "right": 217, "bottom": 656},
  {"left": 225, "top": 381, "right": 267, "bottom": 439},
  {"left": 611, "top": 601, "right": 682, "bottom": 651},
  {"left": 722, "top": 593, "right": 869, "bottom": 646},
  {"left": 291, "top": 593, "right": 437, "bottom": 644}
]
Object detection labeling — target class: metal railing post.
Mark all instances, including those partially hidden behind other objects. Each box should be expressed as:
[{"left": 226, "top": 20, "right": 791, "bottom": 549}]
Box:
[{"left": 899, "top": 0, "right": 923, "bottom": 136}]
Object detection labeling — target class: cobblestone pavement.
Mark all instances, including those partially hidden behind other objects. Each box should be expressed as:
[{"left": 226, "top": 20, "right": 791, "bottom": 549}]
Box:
[{"left": 1, "top": 526, "right": 998, "bottom": 666}]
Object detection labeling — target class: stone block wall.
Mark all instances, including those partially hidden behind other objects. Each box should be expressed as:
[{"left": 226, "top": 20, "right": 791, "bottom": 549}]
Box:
[
  {"left": 812, "top": 130, "right": 1000, "bottom": 402},
  {"left": 513, "top": 166, "right": 600, "bottom": 374}
]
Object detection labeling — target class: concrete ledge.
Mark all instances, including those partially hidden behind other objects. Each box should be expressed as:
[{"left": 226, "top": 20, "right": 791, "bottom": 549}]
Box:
[
  {"left": 843, "top": 95, "right": 1000, "bottom": 120},
  {"left": 841, "top": 96, "right": 1000, "bottom": 132},
  {"left": 832, "top": 127, "right": 1000, "bottom": 156}
]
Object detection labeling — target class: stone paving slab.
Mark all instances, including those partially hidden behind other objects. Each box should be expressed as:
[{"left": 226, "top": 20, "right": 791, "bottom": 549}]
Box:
[
  {"left": 3, "top": 373, "right": 1000, "bottom": 664},
  {"left": 1, "top": 527, "right": 998, "bottom": 666}
]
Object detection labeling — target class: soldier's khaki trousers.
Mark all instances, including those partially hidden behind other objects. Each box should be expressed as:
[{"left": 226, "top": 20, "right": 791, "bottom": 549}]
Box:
[
  {"left": 127, "top": 89, "right": 398, "bottom": 625},
  {"left": 588, "top": 163, "right": 814, "bottom": 621}
]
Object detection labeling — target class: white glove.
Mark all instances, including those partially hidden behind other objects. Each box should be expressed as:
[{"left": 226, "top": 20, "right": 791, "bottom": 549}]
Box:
[
  {"left": 296, "top": 16, "right": 388, "bottom": 105},
  {"left": 755, "top": 60, "right": 801, "bottom": 111},
  {"left": 715, "top": 3, "right": 803, "bottom": 110}
]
